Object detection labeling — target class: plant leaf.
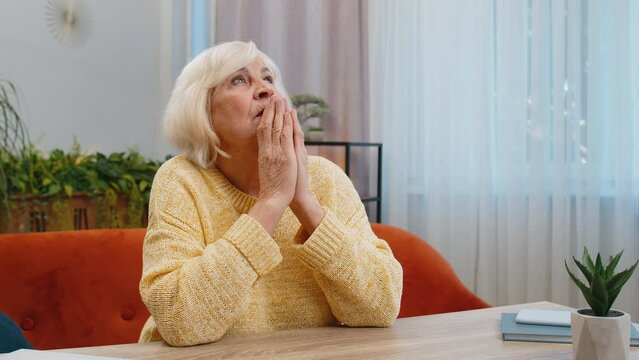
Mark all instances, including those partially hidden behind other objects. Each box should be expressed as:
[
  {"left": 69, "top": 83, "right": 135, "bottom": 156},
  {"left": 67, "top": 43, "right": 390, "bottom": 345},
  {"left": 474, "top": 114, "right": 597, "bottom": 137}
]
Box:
[
  {"left": 117, "top": 179, "right": 128, "bottom": 192},
  {"left": 582, "top": 247, "right": 595, "bottom": 274},
  {"left": 604, "top": 251, "right": 623, "bottom": 280},
  {"left": 587, "top": 292, "right": 608, "bottom": 316},
  {"left": 47, "top": 183, "right": 61, "bottom": 196},
  {"left": 565, "top": 260, "right": 595, "bottom": 305},
  {"left": 591, "top": 272, "right": 609, "bottom": 316},
  {"left": 607, "top": 287, "right": 623, "bottom": 310},
  {"left": 607, "top": 261, "right": 639, "bottom": 296},
  {"left": 63, "top": 184, "right": 73, "bottom": 197},
  {"left": 109, "top": 181, "right": 120, "bottom": 192},
  {"left": 572, "top": 257, "right": 593, "bottom": 284},
  {"left": 139, "top": 180, "right": 148, "bottom": 192},
  {"left": 595, "top": 253, "right": 604, "bottom": 275}
]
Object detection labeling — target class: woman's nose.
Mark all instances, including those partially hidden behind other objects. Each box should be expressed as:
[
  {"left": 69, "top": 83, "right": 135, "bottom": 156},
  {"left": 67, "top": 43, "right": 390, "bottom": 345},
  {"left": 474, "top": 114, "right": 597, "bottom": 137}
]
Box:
[{"left": 254, "top": 83, "right": 274, "bottom": 100}]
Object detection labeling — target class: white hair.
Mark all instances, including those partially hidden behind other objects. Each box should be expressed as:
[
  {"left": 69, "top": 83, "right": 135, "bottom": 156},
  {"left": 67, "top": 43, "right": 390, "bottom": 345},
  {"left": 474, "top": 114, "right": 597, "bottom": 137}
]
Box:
[{"left": 163, "top": 41, "right": 289, "bottom": 168}]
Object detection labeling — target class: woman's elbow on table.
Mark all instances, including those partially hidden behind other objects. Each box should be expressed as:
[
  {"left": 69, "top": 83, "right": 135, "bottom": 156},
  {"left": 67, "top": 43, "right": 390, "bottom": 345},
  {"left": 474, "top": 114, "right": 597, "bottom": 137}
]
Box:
[
  {"left": 365, "top": 262, "right": 403, "bottom": 327},
  {"left": 141, "top": 283, "right": 231, "bottom": 346},
  {"left": 160, "top": 324, "right": 226, "bottom": 347},
  {"left": 368, "top": 296, "right": 402, "bottom": 328},
  {"left": 149, "top": 303, "right": 229, "bottom": 347},
  {"left": 339, "top": 288, "right": 402, "bottom": 328}
]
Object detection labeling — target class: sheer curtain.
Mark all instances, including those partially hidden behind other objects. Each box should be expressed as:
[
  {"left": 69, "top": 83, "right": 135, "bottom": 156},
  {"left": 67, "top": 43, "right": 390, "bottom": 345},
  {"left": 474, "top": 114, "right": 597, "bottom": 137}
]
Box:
[{"left": 369, "top": 0, "right": 639, "bottom": 318}]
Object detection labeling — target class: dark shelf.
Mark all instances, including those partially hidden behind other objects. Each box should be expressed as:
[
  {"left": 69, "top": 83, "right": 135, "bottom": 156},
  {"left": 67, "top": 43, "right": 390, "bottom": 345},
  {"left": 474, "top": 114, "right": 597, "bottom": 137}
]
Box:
[{"left": 305, "top": 141, "right": 382, "bottom": 222}]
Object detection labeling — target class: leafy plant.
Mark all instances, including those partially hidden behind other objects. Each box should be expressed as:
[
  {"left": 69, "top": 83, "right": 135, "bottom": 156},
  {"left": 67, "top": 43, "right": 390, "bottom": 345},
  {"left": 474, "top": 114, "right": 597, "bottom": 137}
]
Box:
[
  {"left": 565, "top": 247, "right": 638, "bottom": 316},
  {"left": 291, "top": 94, "right": 330, "bottom": 123},
  {"left": 0, "top": 79, "right": 164, "bottom": 232},
  {"left": 0, "top": 79, "right": 32, "bottom": 219},
  {"left": 0, "top": 141, "right": 163, "bottom": 231},
  {"left": 0, "top": 79, "right": 30, "bottom": 154}
]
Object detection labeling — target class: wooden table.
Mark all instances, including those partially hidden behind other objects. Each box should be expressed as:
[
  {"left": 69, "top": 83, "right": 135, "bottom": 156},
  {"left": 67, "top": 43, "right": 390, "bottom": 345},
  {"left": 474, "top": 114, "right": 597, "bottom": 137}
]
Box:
[{"left": 58, "top": 302, "right": 639, "bottom": 359}]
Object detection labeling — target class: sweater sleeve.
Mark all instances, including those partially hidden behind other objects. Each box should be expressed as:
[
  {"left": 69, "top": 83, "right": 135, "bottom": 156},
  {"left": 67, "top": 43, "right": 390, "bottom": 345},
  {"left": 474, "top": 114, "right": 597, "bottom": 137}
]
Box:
[
  {"left": 292, "top": 159, "right": 403, "bottom": 327},
  {"left": 139, "top": 164, "right": 282, "bottom": 346}
]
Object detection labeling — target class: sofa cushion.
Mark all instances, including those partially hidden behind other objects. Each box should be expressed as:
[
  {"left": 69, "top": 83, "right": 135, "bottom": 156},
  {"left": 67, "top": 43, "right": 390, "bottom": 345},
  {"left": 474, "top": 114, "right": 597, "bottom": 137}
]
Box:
[
  {"left": 0, "top": 229, "right": 149, "bottom": 350},
  {"left": 370, "top": 223, "right": 490, "bottom": 317}
]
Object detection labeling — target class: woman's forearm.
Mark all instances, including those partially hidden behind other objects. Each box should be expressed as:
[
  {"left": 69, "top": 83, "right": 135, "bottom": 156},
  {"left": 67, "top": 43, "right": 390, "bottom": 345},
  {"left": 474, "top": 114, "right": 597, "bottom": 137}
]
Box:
[
  {"left": 290, "top": 195, "right": 325, "bottom": 242},
  {"left": 248, "top": 198, "right": 288, "bottom": 234},
  {"left": 294, "top": 209, "right": 403, "bottom": 327},
  {"left": 141, "top": 213, "right": 282, "bottom": 346}
]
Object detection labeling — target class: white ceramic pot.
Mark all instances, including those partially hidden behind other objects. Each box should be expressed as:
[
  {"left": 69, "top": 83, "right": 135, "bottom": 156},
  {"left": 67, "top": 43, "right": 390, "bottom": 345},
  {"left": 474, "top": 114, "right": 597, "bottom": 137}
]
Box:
[{"left": 571, "top": 309, "right": 630, "bottom": 360}]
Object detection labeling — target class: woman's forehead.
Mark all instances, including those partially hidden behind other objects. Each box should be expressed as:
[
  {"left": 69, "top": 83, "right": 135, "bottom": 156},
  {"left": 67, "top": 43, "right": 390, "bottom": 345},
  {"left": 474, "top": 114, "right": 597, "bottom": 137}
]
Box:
[{"left": 236, "top": 58, "right": 271, "bottom": 74}]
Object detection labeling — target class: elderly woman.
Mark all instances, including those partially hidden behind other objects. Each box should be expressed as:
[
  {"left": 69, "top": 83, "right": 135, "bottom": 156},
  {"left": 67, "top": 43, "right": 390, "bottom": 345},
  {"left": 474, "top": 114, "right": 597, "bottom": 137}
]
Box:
[{"left": 139, "top": 41, "right": 403, "bottom": 346}]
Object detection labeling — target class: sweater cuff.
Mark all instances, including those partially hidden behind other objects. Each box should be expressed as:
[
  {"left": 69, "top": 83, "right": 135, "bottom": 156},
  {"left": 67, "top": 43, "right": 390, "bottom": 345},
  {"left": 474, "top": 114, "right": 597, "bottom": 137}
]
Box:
[
  {"left": 295, "top": 207, "right": 349, "bottom": 270},
  {"left": 225, "top": 214, "right": 282, "bottom": 276}
]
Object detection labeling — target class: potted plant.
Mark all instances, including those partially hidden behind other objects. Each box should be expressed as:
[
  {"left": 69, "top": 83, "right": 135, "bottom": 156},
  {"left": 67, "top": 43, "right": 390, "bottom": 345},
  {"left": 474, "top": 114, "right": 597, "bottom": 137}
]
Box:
[
  {"left": 565, "top": 247, "right": 638, "bottom": 359},
  {"left": 291, "top": 93, "right": 330, "bottom": 139},
  {"left": 0, "top": 141, "right": 162, "bottom": 233},
  {"left": 0, "top": 79, "right": 164, "bottom": 233}
]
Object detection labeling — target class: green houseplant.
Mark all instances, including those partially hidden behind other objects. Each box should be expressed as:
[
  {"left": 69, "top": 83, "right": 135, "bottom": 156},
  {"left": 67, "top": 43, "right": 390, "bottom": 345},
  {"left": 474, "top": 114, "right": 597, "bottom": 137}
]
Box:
[
  {"left": 0, "top": 80, "right": 30, "bottom": 154},
  {"left": 291, "top": 94, "right": 330, "bottom": 140},
  {"left": 0, "top": 79, "right": 164, "bottom": 233},
  {"left": 565, "top": 247, "right": 638, "bottom": 359},
  {"left": 0, "top": 142, "right": 162, "bottom": 232}
]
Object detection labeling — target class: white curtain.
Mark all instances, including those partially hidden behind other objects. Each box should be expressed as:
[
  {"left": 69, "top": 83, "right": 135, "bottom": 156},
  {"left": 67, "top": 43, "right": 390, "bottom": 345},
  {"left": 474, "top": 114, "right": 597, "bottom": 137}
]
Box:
[{"left": 369, "top": 0, "right": 639, "bottom": 318}]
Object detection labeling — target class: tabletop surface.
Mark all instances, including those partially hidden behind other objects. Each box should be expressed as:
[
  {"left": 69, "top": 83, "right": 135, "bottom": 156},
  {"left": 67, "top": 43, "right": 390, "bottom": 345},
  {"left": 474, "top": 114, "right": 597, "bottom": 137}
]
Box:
[{"left": 57, "top": 301, "right": 639, "bottom": 359}]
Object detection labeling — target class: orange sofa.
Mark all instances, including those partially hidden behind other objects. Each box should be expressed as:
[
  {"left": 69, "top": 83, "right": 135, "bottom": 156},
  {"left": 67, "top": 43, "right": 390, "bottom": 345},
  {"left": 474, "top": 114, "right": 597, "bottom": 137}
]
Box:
[
  {"left": 0, "top": 229, "right": 150, "bottom": 350},
  {"left": 0, "top": 224, "right": 488, "bottom": 350},
  {"left": 370, "top": 223, "right": 490, "bottom": 317}
]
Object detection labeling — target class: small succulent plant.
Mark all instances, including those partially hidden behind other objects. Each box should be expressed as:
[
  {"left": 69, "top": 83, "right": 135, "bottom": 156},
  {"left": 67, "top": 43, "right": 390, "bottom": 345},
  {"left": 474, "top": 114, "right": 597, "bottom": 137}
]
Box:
[
  {"left": 565, "top": 247, "right": 638, "bottom": 317},
  {"left": 291, "top": 94, "right": 330, "bottom": 123}
]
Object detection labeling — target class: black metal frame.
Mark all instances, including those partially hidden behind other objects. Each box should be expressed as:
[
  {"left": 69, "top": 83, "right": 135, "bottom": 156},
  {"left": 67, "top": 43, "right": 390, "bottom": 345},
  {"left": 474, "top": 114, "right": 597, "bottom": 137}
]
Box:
[{"left": 305, "top": 141, "right": 382, "bottom": 222}]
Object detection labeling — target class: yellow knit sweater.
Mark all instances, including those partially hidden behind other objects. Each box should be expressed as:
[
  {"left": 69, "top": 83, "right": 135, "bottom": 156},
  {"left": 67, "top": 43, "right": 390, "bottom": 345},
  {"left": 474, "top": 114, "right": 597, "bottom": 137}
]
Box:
[{"left": 138, "top": 155, "right": 403, "bottom": 346}]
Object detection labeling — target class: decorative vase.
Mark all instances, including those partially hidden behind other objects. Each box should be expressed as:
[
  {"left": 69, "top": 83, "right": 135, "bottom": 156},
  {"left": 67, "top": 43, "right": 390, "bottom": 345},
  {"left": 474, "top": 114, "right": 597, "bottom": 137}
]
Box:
[{"left": 571, "top": 309, "right": 630, "bottom": 360}]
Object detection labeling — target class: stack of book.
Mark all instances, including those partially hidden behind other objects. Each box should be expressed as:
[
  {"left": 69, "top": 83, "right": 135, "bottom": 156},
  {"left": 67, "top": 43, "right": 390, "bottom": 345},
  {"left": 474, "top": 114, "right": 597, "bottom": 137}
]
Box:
[{"left": 501, "top": 309, "right": 639, "bottom": 346}]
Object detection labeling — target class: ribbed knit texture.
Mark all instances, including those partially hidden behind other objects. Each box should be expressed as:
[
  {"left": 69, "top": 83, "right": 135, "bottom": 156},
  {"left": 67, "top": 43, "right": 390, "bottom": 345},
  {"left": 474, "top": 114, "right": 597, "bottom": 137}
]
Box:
[{"left": 138, "top": 155, "right": 403, "bottom": 346}]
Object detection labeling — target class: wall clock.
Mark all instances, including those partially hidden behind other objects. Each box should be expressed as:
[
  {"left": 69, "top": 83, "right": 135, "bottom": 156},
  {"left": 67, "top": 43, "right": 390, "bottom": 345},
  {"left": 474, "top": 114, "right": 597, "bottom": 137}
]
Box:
[{"left": 44, "top": 0, "right": 92, "bottom": 47}]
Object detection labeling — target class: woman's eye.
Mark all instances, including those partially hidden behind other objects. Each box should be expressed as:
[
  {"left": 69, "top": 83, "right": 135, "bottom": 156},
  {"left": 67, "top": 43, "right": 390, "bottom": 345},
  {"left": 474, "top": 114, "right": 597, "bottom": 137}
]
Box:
[
  {"left": 231, "top": 76, "right": 247, "bottom": 85},
  {"left": 264, "top": 76, "right": 274, "bottom": 84}
]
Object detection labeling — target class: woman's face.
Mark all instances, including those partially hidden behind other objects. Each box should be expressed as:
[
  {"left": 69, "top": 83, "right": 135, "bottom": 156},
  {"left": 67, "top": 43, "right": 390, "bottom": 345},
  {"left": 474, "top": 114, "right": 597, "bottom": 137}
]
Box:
[{"left": 210, "top": 58, "right": 280, "bottom": 153}]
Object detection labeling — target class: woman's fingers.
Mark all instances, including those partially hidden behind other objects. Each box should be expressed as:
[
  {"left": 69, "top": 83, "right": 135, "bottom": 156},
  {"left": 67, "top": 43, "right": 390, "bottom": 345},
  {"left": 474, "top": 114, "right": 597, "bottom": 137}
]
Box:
[
  {"left": 272, "top": 98, "right": 285, "bottom": 147},
  {"left": 257, "top": 108, "right": 296, "bottom": 204},
  {"left": 291, "top": 109, "right": 305, "bottom": 148},
  {"left": 283, "top": 110, "right": 294, "bottom": 148},
  {"left": 257, "top": 97, "right": 275, "bottom": 149}
]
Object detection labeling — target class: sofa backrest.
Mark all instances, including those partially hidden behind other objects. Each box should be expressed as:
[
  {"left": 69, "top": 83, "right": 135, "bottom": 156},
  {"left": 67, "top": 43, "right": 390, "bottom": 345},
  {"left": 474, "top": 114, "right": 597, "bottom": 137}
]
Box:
[
  {"left": 371, "top": 223, "right": 490, "bottom": 317},
  {"left": 0, "top": 229, "right": 149, "bottom": 350},
  {"left": 0, "top": 224, "right": 489, "bottom": 350}
]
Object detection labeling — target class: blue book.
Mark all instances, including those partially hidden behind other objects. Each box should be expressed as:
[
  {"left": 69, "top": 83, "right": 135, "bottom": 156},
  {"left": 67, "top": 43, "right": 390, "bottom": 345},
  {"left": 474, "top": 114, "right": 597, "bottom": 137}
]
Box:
[{"left": 501, "top": 313, "right": 639, "bottom": 346}]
